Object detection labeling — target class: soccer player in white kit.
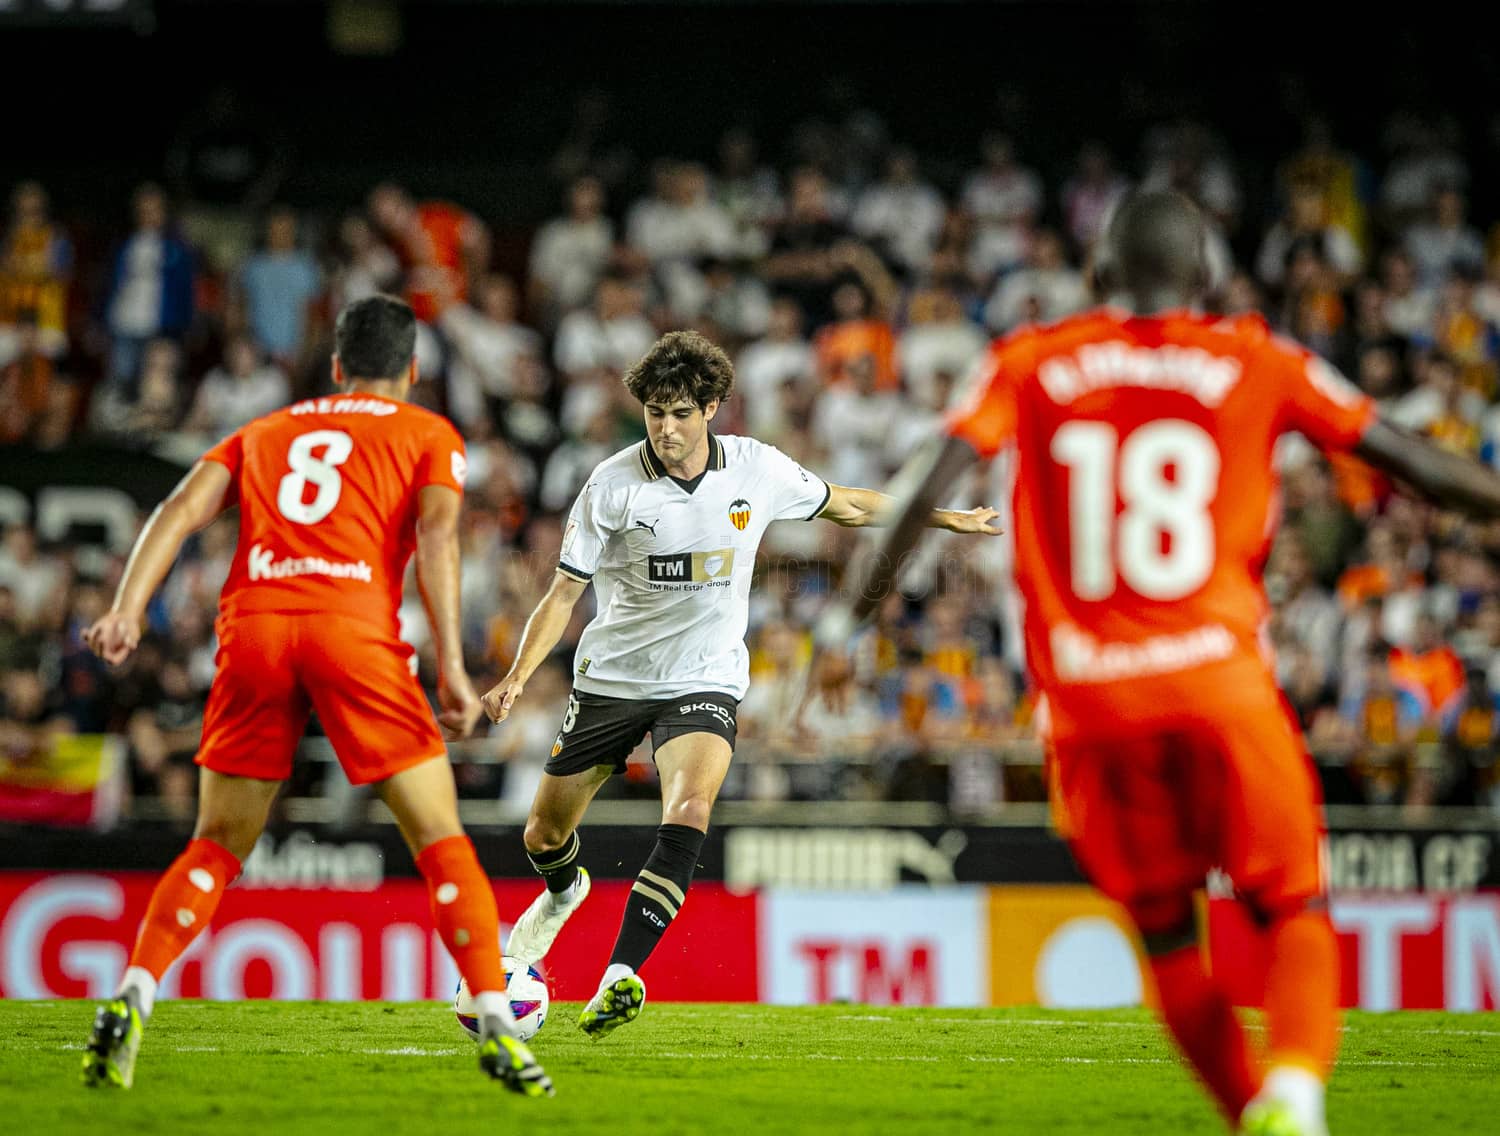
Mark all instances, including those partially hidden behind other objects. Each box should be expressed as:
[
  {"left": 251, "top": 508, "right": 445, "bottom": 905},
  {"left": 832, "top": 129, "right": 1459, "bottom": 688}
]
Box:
[{"left": 481, "top": 330, "right": 999, "bottom": 1035}]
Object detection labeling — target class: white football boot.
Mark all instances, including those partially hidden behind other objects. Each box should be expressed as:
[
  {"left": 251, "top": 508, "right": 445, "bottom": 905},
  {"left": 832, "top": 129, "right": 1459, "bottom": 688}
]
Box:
[{"left": 505, "top": 868, "right": 591, "bottom": 965}]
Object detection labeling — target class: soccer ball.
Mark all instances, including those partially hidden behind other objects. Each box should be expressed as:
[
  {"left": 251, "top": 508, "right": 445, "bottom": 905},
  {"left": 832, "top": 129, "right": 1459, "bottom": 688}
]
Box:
[{"left": 454, "top": 956, "right": 549, "bottom": 1042}]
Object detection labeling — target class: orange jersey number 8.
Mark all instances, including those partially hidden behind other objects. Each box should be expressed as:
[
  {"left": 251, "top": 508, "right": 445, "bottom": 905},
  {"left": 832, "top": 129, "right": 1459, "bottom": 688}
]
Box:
[
  {"left": 277, "top": 429, "right": 355, "bottom": 525},
  {"left": 1050, "top": 419, "right": 1220, "bottom": 601}
]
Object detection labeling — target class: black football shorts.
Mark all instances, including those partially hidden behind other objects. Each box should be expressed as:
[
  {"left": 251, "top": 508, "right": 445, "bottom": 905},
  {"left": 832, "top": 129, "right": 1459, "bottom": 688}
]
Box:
[{"left": 543, "top": 688, "right": 739, "bottom": 776}]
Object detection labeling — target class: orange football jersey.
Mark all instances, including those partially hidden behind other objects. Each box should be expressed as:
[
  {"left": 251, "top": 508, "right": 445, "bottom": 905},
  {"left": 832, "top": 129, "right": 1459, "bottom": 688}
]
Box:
[
  {"left": 202, "top": 393, "right": 466, "bottom": 635},
  {"left": 946, "top": 309, "right": 1377, "bottom": 740}
]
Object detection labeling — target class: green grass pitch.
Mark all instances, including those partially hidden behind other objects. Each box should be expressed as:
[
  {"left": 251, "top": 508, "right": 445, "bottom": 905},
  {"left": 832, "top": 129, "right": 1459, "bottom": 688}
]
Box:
[{"left": 5, "top": 1002, "right": 1497, "bottom": 1134}]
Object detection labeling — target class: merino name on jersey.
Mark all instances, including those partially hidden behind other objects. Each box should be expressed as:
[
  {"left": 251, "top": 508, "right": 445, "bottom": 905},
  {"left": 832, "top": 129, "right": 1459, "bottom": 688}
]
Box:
[
  {"left": 289, "top": 397, "right": 400, "bottom": 417},
  {"left": 557, "top": 434, "right": 830, "bottom": 701}
]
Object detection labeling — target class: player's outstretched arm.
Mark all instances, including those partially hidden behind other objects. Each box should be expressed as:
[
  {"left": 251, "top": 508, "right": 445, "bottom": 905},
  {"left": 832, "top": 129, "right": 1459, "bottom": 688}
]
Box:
[
  {"left": 482, "top": 570, "right": 588, "bottom": 725},
  {"left": 415, "top": 484, "right": 481, "bottom": 740},
  {"left": 817, "top": 435, "right": 984, "bottom": 637},
  {"left": 817, "top": 482, "right": 1000, "bottom": 534},
  {"left": 1356, "top": 418, "right": 1500, "bottom": 518},
  {"left": 86, "top": 461, "right": 232, "bottom": 665}
]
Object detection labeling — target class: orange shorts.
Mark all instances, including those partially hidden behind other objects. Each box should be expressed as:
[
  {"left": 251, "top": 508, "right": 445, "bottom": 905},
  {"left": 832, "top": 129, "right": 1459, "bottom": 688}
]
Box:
[
  {"left": 196, "top": 612, "right": 446, "bottom": 785},
  {"left": 1048, "top": 688, "right": 1325, "bottom": 932}
]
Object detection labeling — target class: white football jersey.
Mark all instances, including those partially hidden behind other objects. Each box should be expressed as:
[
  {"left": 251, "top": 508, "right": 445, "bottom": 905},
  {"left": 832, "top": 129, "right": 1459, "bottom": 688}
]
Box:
[{"left": 558, "top": 433, "right": 830, "bottom": 700}]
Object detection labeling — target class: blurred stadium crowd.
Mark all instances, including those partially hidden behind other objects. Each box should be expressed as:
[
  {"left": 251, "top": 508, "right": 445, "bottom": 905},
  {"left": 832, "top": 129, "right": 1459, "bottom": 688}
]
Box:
[{"left": 4, "top": 99, "right": 1500, "bottom": 823}]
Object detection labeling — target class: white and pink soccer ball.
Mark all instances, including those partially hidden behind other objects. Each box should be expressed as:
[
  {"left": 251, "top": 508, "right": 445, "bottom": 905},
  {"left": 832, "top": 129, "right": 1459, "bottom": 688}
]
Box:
[{"left": 454, "top": 956, "right": 549, "bottom": 1042}]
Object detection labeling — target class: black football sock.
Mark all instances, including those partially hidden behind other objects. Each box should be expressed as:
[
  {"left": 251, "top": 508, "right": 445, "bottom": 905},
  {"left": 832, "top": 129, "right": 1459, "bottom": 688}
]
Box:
[
  {"left": 527, "top": 830, "right": 581, "bottom": 895},
  {"left": 608, "top": 824, "right": 706, "bottom": 971}
]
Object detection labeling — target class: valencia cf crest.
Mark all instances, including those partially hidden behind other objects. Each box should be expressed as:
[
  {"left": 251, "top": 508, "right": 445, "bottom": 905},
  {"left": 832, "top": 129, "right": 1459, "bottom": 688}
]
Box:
[{"left": 729, "top": 498, "right": 752, "bottom": 530}]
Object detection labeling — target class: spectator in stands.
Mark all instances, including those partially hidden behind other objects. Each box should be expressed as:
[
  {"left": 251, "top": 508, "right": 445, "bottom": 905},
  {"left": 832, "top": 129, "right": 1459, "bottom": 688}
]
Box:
[
  {"left": 1390, "top": 352, "right": 1482, "bottom": 436},
  {"left": 761, "top": 167, "right": 851, "bottom": 327},
  {"left": 1474, "top": 245, "right": 1500, "bottom": 328},
  {"left": 797, "top": 648, "right": 883, "bottom": 760},
  {"left": 1276, "top": 116, "right": 1369, "bottom": 255},
  {"left": 1380, "top": 113, "right": 1469, "bottom": 234},
  {"left": 102, "top": 184, "right": 195, "bottom": 385},
  {"left": 1441, "top": 665, "right": 1500, "bottom": 809},
  {"left": 1278, "top": 243, "right": 1347, "bottom": 358},
  {"left": 812, "top": 352, "right": 900, "bottom": 487},
  {"left": 0, "top": 666, "right": 65, "bottom": 764},
  {"left": 1140, "top": 120, "right": 1241, "bottom": 231},
  {"left": 851, "top": 148, "right": 945, "bottom": 276},
  {"left": 553, "top": 268, "right": 656, "bottom": 400},
  {"left": 89, "top": 338, "right": 186, "bottom": 447},
  {"left": 1255, "top": 178, "right": 1363, "bottom": 291},
  {"left": 1390, "top": 612, "right": 1466, "bottom": 719},
  {"left": 538, "top": 410, "right": 617, "bottom": 514},
  {"left": 1281, "top": 459, "right": 1364, "bottom": 587},
  {"left": 1269, "top": 533, "right": 1343, "bottom": 685},
  {"left": 1059, "top": 142, "right": 1130, "bottom": 256},
  {"left": 122, "top": 654, "right": 202, "bottom": 820},
  {"left": 0, "top": 312, "right": 68, "bottom": 447},
  {"left": 627, "top": 160, "right": 735, "bottom": 267},
  {"left": 440, "top": 273, "right": 542, "bottom": 436},
  {"left": 528, "top": 176, "right": 613, "bottom": 327},
  {"left": 0, "top": 181, "right": 72, "bottom": 358},
  {"left": 367, "top": 182, "right": 489, "bottom": 324},
  {"left": 1341, "top": 650, "right": 1422, "bottom": 805},
  {"left": 0, "top": 582, "right": 45, "bottom": 683},
  {"left": 898, "top": 285, "right": 986, "bottom": 409},
  {"left": 713, "top": 128, "right": 782, "bottom": 258},
  {"left": 491, "top": 355, "right": 560, "bottom": 468},
  {"left": 1405, "top": 187, "right": 1486, "bottom": 287},
  {"left": 57, "top": 581, "right": 110, "bottom": 734},
  {"left": 983, "top": 229, "right": 1088, "bottom": 332},
  {"left": 963, "top": 133, "right": 1042, "bottom": 282},
  {"left": 238, "top": 207, "right": 321, "bottom": 368},
  {"left": 739, "top": 619, "right": 812, "bottom": 754},
  {"left": 1426, "top": 264, "right": 1498, "bottom": 389},
  {"left": 737, "top": 297, "right": 814, "bottom": 437},
  {"left": 687, "top": 255, "right": 772, "bottom": 342},
  {"left": 0, "top": 525, "right": 66, "bottom": 630},
  {"left": 1380, "top": 249, "right": 1436, "bottom": 339},
  {"left": 183, "top": 336, "right": 290, "bottom": 442},
  {"left": 328, "top": 212, "right": 400, "bottom": 310},
  {"left": 814, "top": 279, "right": 897, "bottom": 390}
]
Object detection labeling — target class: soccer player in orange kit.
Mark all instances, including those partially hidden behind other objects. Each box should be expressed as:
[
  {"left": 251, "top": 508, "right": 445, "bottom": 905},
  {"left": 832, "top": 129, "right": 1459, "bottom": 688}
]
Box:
[
  {"left": 79, "top": 295, "right": 552, "bottom": 1098},
  {"left": 816, "top": 190, "right": 1500, "bottom": 1135}
]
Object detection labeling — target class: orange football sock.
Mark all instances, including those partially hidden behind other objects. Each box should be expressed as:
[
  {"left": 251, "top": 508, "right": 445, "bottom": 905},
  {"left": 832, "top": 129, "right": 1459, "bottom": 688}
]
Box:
[
  {"left": 127, "top": 838, "right": 242, "bottom": 981},
  {"left": 415, "top": 835, "right": 506, "bottom": 995},
  {"left": 1149, "top": 946, "right": 1260, "bottom": 1120},
  {"left": 1261, "top": 908, "right": 1341, "bottom": 1078}
]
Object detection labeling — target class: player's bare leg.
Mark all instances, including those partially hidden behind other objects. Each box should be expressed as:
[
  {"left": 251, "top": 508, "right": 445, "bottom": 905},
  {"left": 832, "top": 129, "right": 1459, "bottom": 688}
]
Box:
[
  {"left": 506, "top": 766, "right": 611, "bottom": 964},
  {"left": 1135, "top": 904, "right": 1260, "bottom": 1129},
  {"left": 378, "top": 756, "right": 553, "bottom": 1097},
  {"left": 84, "top": 770, "right": 280, "bottom": 1088},
  {"left": 580, "top": 733, "right": 731, "bottom": 1038},
  {"left": 1239, "top": 897, "right": 1338, "bottom": 1136}
]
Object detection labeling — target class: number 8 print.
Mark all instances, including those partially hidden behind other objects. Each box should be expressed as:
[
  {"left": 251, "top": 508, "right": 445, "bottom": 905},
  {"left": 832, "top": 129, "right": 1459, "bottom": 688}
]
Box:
[{"left": 277, "top": 430, "right": 355, "bottom": 524}]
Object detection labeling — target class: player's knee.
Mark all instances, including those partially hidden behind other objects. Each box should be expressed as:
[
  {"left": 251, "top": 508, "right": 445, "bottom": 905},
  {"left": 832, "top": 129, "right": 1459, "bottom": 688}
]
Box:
[
  {"left": 1244, "top": 887, "right": 1326, "bottom": 928},
  {"left": 1126, "top": 895, "right": 1198, "bottom": 957},
  {"left": 192, "top": 818, "right": 259, "bottom": 863},
  {"left": 662, "top": 796, "right": 712, "bottom": 832},
  {"left": 523, "top": 814, "right": 570, "bottom": 854}
]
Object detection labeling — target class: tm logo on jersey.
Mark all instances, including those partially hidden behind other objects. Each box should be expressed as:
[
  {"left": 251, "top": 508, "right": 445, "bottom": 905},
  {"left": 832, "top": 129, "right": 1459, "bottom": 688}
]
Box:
[
  {"left": 647, "top": 549, "right": 735, "bottom": 583},
  {"left": 729, "top": 499, "right": 752, "bottom": 530}
]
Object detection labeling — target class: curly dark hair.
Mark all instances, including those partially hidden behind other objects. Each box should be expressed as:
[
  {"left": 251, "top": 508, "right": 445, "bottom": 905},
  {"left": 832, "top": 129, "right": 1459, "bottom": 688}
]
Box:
[{"left": 623, "top": 330, "right": 735, "bottom": 409}]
